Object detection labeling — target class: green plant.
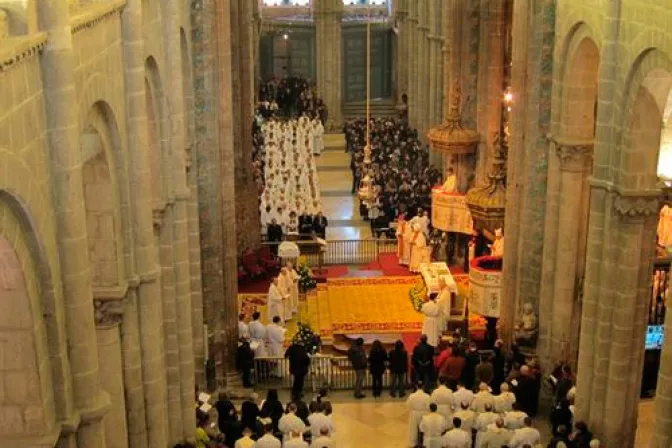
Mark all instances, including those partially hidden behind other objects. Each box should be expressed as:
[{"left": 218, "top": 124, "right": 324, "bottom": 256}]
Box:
[
  {"left": 298, "top": 263, "right": 317, "bottom": 292},
  {"left": 292, "top": 322, "right": 321, "bottom": 355},
  {"left": 409, "top": 281, "right": 428, "bottom": 312}
]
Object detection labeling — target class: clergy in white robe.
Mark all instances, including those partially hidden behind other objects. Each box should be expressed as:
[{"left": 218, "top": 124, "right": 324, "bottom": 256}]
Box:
[
  {"left": 481, "top": 419, "right": 512, "bottom": 448},
  {"left": 249, "top": 313, "right": 267, "bottom": 357},
  {"left": 419, "top": 404, "right": 448, "bottom": 448},
  {"left": 406, "top": 387, "right": 431, "bottom": 447},
  {"left": 396, "top": 215, "right": 409, "bottom": 265},
  {"left": 312, "top": 120, "right": 324, "bottom": 155},
  {"left": 409, "top": 225, "right": 427, "bottom": 273},
  {"left": 453, "top": 403, "right": 476, "bottom": 433},
  {"left": 418, "top": 211, "right": 430, "bottom": 238},
  {"left": 471, "top": 383, "right": 495, "bottom": 413},
  {"left": 494, "top": 383, "right": 516, "bottom": 413},
  {"left": 441, "top": 422, "right": 471, "bottom": 448},
  {"left": 436, "top": 279, "right": 452, "bottom": 333},
  {"left": 278, "top": 268, "right": 293, "bottom": 320},
  {"left": 267, "top": 277, "right": 285, "bottom": 323},
  {"left": 453, "top": 385, "right": 474, "bottom": 409},
  {"left": 308, "top": 411, "right": 334, "bottom": 438},
  {"left": 490, "top": 228, "right": 504, "bottom": 257},
  {"left": 278, "top": 405, "right": 307, "bottom": 442},
  {"left": 255, "top": 429, "right": 282, "bottom": 448},
  {"left": 508, "top": 418, "right": 540, "bottom": 448},
  {"left": 286, "top": 262, "right": 300, "bottom": 314},
  {"left": 474, "top": 406, "right": 499, "bottom": 448},
  {"left": 431, "top": 380, "right": 455, "bottom": 428},
  {"left": 503, "top": 404, "right": 527, "bottom": 430},
  {"left": 266, "top": 318, "right": 287, "bottom": 357},
  {"left": 442, "top": 169, "right": 458, "bottom": 193},
  {"left": 283, "top": 434, "right": 309, "bottom": 448},
  {"left": 310, "top": 435, "right": 333, "bottom": 448},
  {"left": 421, "top": 296, "right": 442, "bottom": 347}
]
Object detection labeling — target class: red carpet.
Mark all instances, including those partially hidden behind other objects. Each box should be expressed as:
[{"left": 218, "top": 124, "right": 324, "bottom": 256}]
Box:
[
  {"left": 238, "top": 265, "right": 349, "bottom": 294},
  {"left": 361, "top": 254, "right": 466, "bottom": 277},
  {"left": 402, "top": 332, "right": 421, "bottom": 353}
]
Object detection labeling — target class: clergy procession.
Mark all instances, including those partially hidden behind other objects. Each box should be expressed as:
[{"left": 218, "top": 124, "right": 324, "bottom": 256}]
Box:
[{"left": 259, "top": 116, "right": 325, "bottom": 236}]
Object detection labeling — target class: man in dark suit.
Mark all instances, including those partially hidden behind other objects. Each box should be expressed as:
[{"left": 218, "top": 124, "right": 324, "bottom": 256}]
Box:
[
  {"left": 298, "top": 210, "right": 313, "bottom": 239},
  {"left": 412, "top": 335, "right": 435, "bottom": 392},
  {"left": 312, "top": 212, "right": 328, "bottom": 239},
  {"left": 267, "top": 218, "right": 283, "bottom": 255},
  {"left": 284, "top": 341, "right": 311, "bottom": 400}
]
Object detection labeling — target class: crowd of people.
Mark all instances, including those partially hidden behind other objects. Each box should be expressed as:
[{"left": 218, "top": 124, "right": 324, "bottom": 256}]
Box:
[
  {"left": 345, "top": 117, "right": 442, "bottom": 229},
  {"left": 257, "top": 116, "right": 325, "bottom": 237},
  {"left": 258, "top": 76, "right": 327, "bottom": 123},
  {"left": 191, "top": 388, "right": 335, "bottom": 448}
]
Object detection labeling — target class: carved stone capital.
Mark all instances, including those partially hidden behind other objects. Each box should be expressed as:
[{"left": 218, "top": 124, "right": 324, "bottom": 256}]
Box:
[
  {"left": 94, "top": 299, "right": 124, "bottom": 328},
  {"left": 613, "top": 193, "right": 660, "bottom": 218},
  {"left": 555, "top": 140, "right": 593, "bottom": 173}
]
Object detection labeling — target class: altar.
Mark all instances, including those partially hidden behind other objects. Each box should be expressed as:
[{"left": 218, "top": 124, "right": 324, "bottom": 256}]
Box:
[{"left": 419, "top": 262, "right": 458, "bottom": 295}]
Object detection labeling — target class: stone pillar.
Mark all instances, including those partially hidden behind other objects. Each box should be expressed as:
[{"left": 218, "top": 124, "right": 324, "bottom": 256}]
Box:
[
  {"left": 575, "top": 192, "right": 658, "bottom": 446},
  {"left": 95, "top": 300, "right": 128, "bottom": 448},
  {"left": 315, "top": 0, "right": 343, "bottom": 130},
  {"left": 407, "top": 0, "right": 417, "bottom": 127},
  {"left": 475, "top": 0, "right": 505, "bottom": 185},
  {"left": 500, "top": 0, "right": 556, "bottom": 344},
  {"left": 218, "top": 0, "right": 243, "bottom": 386},
  {"left": 37, "top": 2, "right": 110, "bottom": 446},
  {"left": 121, "top": 0, "right": 170, "bottom": 443},
  {"left": 119, "top": 288, "right": 148, "bottom": 448},
  {"left": 163, "top": 0, "right": 196, "bottom": 435},
  {"left": 394, "top": 0, "right": 409, "bottom": 101},
  {"left": 538, "top": 140, "right": 592, "bottom": 368},
  {"left": 417, "top": 0, "right": 428, "bottom": 136}
]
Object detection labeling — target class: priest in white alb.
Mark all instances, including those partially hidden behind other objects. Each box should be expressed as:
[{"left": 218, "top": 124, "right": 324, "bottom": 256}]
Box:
[
  {"left": 285, "top": 261, "right": 300, "bottom": 314},
  {"left": 267, "top": 276, "right": 285, "bottom": 323},
  {"left": 278, "top": 267, "right": 293, "bottom": 320},
  {"left": 490, "top": 228, "right": 504, "bottom": 257},
  {"left": 406, "top": 385, "right": 431, "bottom": 448},
  {"left": 409, "top": 223, "right": 427, "bottom": 273},
  {"left": 396, "top": 213, "right": 409, "bottom": 265},
  {"left": 442, "top": 167, "right": 457, "bottom": 193},
  {"left": 436, "top": 278, "right": 452, "bottom": 334},
  {"left": 419, "top": 403, "right": 448, "bottom": 448},
  {"left": 421, "top": 294, "right": 443, "bottom": 347}
]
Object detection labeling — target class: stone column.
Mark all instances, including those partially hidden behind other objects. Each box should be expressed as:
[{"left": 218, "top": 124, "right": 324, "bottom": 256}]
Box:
[
  {"left": 316, "top": 0, "right": 343, "bottom": 130},
  {"left": 38, "top": 2, "right": 110, "bottom": 446},
  {"left": 218, "top": 0, "right": 243, "bottom": 386},
  {"left": 95, "top": 300, "right": 128, "bottom": 448},
  {"left": 163, "top": 0, "right": 196, "bottom": 435},
  {"left": 119, "top": 288, "right": 148, "bottom": 448},
  {"left": 407, "top": 0, "right": 417, "bottom": 127},
  {"left": 538, "top": 140, "right": 592, "bottom": 368},
  {"left": 575, "top": 192, "right": 658, "bottom": 446},
  {"left": 121, "top": 0, "right": 169, "bottom": 444},
  {"left": 394, "top": 0, "right": 409, "bottom": 100},
  {"left": 475, "top": 0, "right": 505, "bottom": 184}
]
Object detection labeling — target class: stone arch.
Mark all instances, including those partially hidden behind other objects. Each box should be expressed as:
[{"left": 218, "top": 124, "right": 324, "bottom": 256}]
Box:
[
  {"left": 80, "top": 102, "right": 128, "bottom": 288},
  {"left": 618, "top": 48, "right": 672, "bottom": 190},
  {"left": 560, "top": 35, "right": 600, "bottom": 139},
  {"left": 145, "top": 55, "right": 170, "bottom": 204},
  {"left": 0, "top": 190, "right": 62, "bottom": 442},
  {"left": 0, "top": 3, "right": 29, "bottom": 37}
]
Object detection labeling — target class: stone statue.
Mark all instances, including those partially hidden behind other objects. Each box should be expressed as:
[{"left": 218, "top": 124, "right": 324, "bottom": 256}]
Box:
[{"left": 514, "top": 302, "right": 538, "bottom": 347}]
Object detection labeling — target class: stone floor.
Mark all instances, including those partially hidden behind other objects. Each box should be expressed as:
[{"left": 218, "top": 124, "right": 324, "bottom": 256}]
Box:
[{"left": 318, "top": 135, "right": 371, "bottom": 241}]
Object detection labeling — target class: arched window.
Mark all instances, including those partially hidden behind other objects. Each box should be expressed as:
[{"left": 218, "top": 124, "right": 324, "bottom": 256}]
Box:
[{"left": 263, "top": 0, "right": 311, "bottom": 6}]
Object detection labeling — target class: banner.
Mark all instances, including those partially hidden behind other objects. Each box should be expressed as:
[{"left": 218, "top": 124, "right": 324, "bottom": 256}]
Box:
[{"left": 431, "top": 189, "right": 474, "bottom": 234}]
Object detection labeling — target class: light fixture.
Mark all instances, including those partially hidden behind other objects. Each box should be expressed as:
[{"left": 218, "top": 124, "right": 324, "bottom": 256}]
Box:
[{"left": 283, "top": 33, "right": 289, "bottom": 40}]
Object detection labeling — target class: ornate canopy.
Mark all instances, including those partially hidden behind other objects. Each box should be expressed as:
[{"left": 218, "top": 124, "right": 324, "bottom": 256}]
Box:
[
  {"left": 427, "top": 84, "right": 479, "bottom": 155},
  {"left": 466, "top": 132, "right": 507, "bottom": 232}
]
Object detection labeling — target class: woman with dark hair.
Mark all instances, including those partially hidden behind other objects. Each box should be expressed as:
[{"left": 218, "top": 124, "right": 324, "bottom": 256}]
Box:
[
  {"left": 570, "top": 421, "right": 594, "bottom": 448},
  {"left": 388, "top": 340, "right": 409, "bottom": 398},
  {"left": 368, "top": 339, "right": 388, "bottom": 398},
  {"left": 260, "top": 389, "right": 284, "bottom": 433}
]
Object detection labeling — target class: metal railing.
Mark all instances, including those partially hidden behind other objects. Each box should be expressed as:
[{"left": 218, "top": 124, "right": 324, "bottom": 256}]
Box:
[
  {"left": 261, "top": 238, "right": 397, "bottom": 266},
  {"left": 253, "top": 355, "right": 410, "bottom": 391}
]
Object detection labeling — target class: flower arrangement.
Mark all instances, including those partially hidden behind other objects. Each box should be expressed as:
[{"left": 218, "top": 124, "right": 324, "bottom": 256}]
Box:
[
  {"left": 298, "top": 262, "right": 317, "bottom": 292},
  {"left": 409, "top": 280, "right": 428, "bottom": 312},
  {"left": 291, "top": 322, "right": 321, "bottom": 355}
]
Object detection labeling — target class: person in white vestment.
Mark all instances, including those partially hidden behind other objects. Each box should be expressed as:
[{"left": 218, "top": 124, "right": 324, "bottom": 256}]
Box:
[
  {"left": 310, "top": 428, "right": 333, "bottom": 448},
  {"left": 474, "top": 404, "right": 499, "bottom": 448},
  {"left": 453, "top": 401, "right": 476, "bottom": 433},
  {"left": 308, "top": 403, "right": 334, "bottom": 438},
  {"left": 278, "top": 403, "right": 307, "bottom": 443},
  {"left": 481, "top": 418, "right": 512, "bottom": 448},
  {"left": 490, "top": 228, "right": 504, "bottom": 257},
  {"left": 503, "top": 402, "right": 528, "bottom": 430},
  {"left": 436, "top": 278, "right": 452, "bottom": 333},
  {"left": 406, "top": 385, "right": 431, "bottom": 447},
  {"left": 409, "top": 223, "right": 427, "bottom": 273},
  {"left": 267, "top": 277, "right": 285, "bottom": 323},
  {"left": 396, "top": 213, "right": 409, "bottom": 265},
  {"left": 419, "top": 210, "right": 430, "bottom": 238},
  {"left": 283, "top": 432, "right": 309, "bottom": 448},
  {"left": 421, "top": 294, "right": 443, "bottom": 347},
  {"left": 472, "top": 382, "right": 495, "bottom": 413},
  {"left": 508, "top": 417, "right": 541, "bottom": 448},
  {"left": 278, "top": 267, "right": 294, "bottom": 319},
  {"left": 256, "top": 424, "right": 282, "bottom": 448},
  {"left": 431, "top": 378, "right": 455, "bottom": 429},
  {"left": 286, "top": 261, "right": 300, "bottom": 314},
  {"left": 494, "top": 383, "right": 516, "bottom": 413},
  {"left": 442, "top": 417, "right": 471, "bottom": 448},
  {"left": 267, "top": 317, "right": 287, "bottom": 357},
  {"left": 420, "top": 403, "right": 448, "bottom": 448},
  {"left": 234, "top": 427, "right": 256, "bottom": 448},
  {"left": 453, "top": 383, "right": 474, "bottom": 409},
  {"left": 312, "top": 119, "right": 324, "bottom": 155},
  {"left": 238, "top": 313, "right": 250, "bottom": 340},
  {"left": 249, "top": 312, "right": 267, "bottom": 357}
]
